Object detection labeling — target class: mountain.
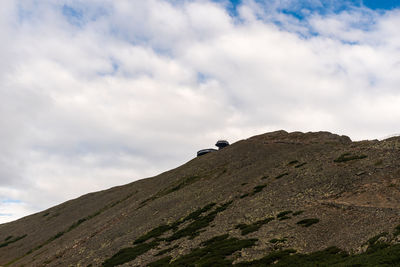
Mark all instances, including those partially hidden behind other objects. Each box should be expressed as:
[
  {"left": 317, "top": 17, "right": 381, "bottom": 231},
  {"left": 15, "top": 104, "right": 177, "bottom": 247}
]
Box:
[{"left": 1, "top": 130, "right": 400, "bottom": 266}]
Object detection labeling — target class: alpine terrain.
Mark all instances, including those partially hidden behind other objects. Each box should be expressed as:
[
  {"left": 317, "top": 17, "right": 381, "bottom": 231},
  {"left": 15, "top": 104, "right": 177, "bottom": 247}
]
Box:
[{"left": 1, "top": 130, "right": 400, "bottom": 266}]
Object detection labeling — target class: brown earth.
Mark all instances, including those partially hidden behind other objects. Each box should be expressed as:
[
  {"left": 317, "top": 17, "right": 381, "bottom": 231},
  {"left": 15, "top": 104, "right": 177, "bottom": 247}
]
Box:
[{"left": 1, "top": 130, "right": 400, "bottom": 266}]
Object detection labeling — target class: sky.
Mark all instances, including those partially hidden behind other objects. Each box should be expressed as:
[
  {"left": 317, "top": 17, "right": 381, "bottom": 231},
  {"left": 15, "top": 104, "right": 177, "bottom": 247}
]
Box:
[{"left": 1, "top": 0, "right": 400, "bottom": 223}]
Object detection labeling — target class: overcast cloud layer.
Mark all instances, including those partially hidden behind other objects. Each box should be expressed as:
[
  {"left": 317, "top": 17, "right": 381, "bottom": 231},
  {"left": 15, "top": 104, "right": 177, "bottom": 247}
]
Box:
[{"left": 1, "top": 0, "right": 400, "bottom": 223}]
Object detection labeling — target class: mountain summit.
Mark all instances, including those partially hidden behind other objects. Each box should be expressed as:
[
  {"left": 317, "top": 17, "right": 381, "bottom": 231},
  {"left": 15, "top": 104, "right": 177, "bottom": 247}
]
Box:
[{"left": 1, "top": 130, "right": 400, "bottom": 266}]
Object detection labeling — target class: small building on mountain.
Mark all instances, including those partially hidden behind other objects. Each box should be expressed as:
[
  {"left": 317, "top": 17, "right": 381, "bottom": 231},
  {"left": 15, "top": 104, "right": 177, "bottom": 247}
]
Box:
[
  {"left": 197, "top": 140, "right": 230, "bottom": 157},
  {"left": 215, "top": 140, "right": 229, "bottom": 150},
  {"left": 197, "top": 148, "right": 217, "bottom": 157}
]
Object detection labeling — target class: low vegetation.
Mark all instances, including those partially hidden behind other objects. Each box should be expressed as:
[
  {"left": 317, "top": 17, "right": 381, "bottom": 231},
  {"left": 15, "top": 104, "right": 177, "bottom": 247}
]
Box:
[
  {"left": 394, "top": 225, "right": 400, "bottom": 236},
  {"left": 149, "top": 234, "right": 257, "bottom": 267},
  {"left": 238, "top": 244, "right": 400, "bottom": 266},
  {"left": 292, "top": 210, "right": 304, "bottom": 216},
  {"left": 334, "top": 153, "right": 367, "bottom": 163},
  {"left": 102, "top": 241, "right": 159, "bottom": 267},
  {"left": 103, "top": 202, "right": 233, "bottom": 266},
  {"left": 296, "top": 218, "right": 320, "bottom": 227},
  {"left": 275, "top": 173, "right": 289, "bottom": 179},
  {"left": 253, "top": 184, "right": 267, "bottom": 193},
  {"left": 236, "top": 217, "right": 274, "bottom": 235},
  {"left": 155, "top": 245, "right": 178, "bottom": 256},
  {"left": 294, "top": 162, "right": 307, "bottom": 168},
  {"left": 0, "top": 235, "right": 27, "bottom": 248},
  {"left": 277, "top": 211, "right": 292, "bottom": 218}
]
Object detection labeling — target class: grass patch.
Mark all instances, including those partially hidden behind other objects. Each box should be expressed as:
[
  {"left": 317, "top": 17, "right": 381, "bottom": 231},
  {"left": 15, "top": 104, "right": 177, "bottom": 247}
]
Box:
[
  {"left": 277, "top": 211, "right": 292, "bottom": 218},
  {"left": 296, "top": 218, "right": 320, "bottom": 227},
  {"left": 237, "top": 244, "right": 400, "bottom": 266},
  {"left": 150, "top": 234, "right": 257, "bottom": 267},
  {"left": 134, "top": 203, "right": 217, "bottom": 244},
  {"left": 236, "top": 217, "right": 274, "bottom": 235},
  {"left": 367, "top": 232, "right": 388, "bottom": 245},
  {"left": 155, "top": 245, "right": 179, "bottom": 256},
  {"left": 148, "top": 256, "right": 172, "bottom": 267},
  {"left": 166, "top": 176, "right": 200, "bottom": 194},
  {"left": 102, "top": 241, "right": 159, "bottom": 267},
  {"left": 278, "top": 216, "right": 291, "bottom": 221},
  {"left": 277, "top": 211, "right": 292, "bottom": 220},
  {"left": 295, "top": 162, "right": 307, "bottom": 168},
  {"left": 253, "top": 184, "right": 267, "bottom": 193},
  {"left": 182, "top": 203, "right": 216, "bottom": 222},
  {"left": 394, "top": 225, "right": 400, "bottom": 237},
  {"left": 0, "top": 234, "right": 27, "bottom": 248},
  {"left": 166, "top": 202, "right": 232, "bottom": 242},
  {"left": 7, "top": 192, "right": 136, "bottom": 266},
  {"left": 334, "top": 153, "right": 367, "bottom": 163},
  {"left": 140, "top": 176, "right": 201, "bottom": 207},
  {"left": 261, "top": 175, "right": 268, "bottom": 180},
  {"left": 134, "top": 224, "right": 171, "bottom": 244},
  {"left": 240, "top": 193, "right": 250, "bottom": 199},
  {"left": 292, "top": 210, "right": 304, "bottom": 216},
  {"left": 275, "top": 173, "right": 289, "bottom": 179},
  {"left": 374, "top": 159, "right": 384, "bottom": 166}
]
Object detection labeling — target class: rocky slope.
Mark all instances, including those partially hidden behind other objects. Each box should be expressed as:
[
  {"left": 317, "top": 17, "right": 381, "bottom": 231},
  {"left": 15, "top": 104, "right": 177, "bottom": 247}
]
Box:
[{"left": 1, "top": 130, "right": 400, "bottom": 266}]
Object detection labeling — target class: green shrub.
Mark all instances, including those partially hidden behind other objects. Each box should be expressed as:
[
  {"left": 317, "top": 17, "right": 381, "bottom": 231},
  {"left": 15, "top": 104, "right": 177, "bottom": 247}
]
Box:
[
  {"left": 148, "top": 256, "right": 172, "bottom": 267},
  {"left": 149, "top": 235, "right": 257, "bottom": 267},
  {"left": 134, "top": 225, "right": 171, "bottom": 244},
  {"left": 295, "top": 162, "right": 307, "bottom": 168},
  {"left": 240, "top": 193, "right": 250, "bottom": 199},
  {"left": 155, "top": 245, "right": 178, "bottom": 256},
  {"left": 394, "top": 225, "right": 400, "bottom": 236},
  {"left": 277, "top": 211, "right": 292, "bottom": 218},
  {"left": 253, "top": 184, "right": 267, "bottom": 193},
  {"left": 367, "top": 232, "right": 388, "bottom": 245},
  {"left": 292, "top": 210, "right": 304, "bottom": 216},
  {"left": 236, "top": 217, "right": 274, "bottom": 235},
  {"left": 275, "top": 173, "right": 289, "bottom": 179},
  {"left": 166, "top": 202, "right": 232, "bottom": 242},
  {"left": 288, "top": 160, "right": 299, "bottom": 165},
  {"left": 0, "top": 234, "right": 27, "bottom": 248},
  {"left": 102, "top": 241, "right": 159, "bottom": 267},
  {"left": 182, "top": 203, "right": 216, "bottom": 222},
  {"left": 334, "top": 153, "right": 367, "bottom": 163},
  {"left": 296, "top": 218, "right": 320, "bottom": 227}
]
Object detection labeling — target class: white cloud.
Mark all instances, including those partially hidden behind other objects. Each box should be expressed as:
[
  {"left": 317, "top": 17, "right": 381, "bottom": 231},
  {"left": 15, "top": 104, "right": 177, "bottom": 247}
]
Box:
[{"left": 1, "top": 0, "right": 400, "bottom": 223}]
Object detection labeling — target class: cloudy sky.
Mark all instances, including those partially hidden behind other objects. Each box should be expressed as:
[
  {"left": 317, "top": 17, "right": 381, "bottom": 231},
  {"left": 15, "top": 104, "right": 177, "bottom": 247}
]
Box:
[{"left": 1, "top": 0, "right": 400, "bottom": 223}]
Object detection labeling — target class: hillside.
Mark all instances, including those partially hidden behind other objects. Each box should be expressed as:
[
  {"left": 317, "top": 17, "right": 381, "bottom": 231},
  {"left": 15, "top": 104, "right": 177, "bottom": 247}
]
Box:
[{"left": 1, "top": 130, "right": 400, "bottom": 266}]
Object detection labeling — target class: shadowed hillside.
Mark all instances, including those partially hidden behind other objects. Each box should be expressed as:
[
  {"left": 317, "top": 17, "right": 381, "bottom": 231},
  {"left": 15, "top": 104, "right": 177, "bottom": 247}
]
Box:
[{"left": 1, "top": 130, "right": 400, "bottom": 266}]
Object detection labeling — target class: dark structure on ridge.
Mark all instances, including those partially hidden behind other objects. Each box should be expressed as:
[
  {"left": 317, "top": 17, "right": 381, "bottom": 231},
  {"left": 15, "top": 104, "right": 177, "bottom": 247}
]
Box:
[
  {"left": 197, "top": 140, "right": 229, "bottom": 157},
  {"left": 216, "top": 140, "right": 229, "bottom": 150}
]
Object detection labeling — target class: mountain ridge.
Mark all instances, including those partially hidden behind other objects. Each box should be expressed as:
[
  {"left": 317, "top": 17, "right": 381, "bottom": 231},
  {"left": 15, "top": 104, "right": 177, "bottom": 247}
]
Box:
[{"left": 1, "top": 130, "right": 400, "bottom": 266}]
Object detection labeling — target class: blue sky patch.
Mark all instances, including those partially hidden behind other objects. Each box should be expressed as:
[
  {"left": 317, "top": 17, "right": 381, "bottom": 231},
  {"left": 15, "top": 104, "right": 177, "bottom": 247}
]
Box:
[
  {"left": 216, "top": 0, "right": 400, "bottom": 19},
  {"left": 62, "top": 5, "right": 84, "bottom": 26},
  {"left": 2, "top": 199, "right": 22, "bottom": 204}
]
